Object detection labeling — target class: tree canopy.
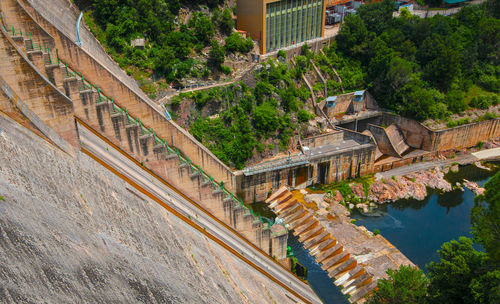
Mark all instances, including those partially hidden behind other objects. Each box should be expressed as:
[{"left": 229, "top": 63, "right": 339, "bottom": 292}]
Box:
[{"left": 334, "top": 0, "right": 500, "bottom": 121}]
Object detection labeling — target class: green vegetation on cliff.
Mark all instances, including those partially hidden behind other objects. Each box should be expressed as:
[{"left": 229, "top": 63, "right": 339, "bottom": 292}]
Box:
[
  {"left": 170, "top": 59, "right": 316, "bottom": 169},
  {"left": 78, "top": 0, "right": 252, "bottom": 97},
  {"left": 328, "top": 0, "right": 499, "bottom": 121},
  {"left": 367, "top": 170, "right": 500, "bottom": 304}
]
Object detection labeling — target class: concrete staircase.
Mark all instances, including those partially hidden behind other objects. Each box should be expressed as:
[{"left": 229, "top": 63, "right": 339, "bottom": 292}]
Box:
[
  {"left": 0, "top": 1, "right": 287, "bottom": 259},
  {"left": 6, "top": 0, "right": 235, "bottom": 191},
  {"left": 266, "top": 188, "right": 376, "bottom": 303}
]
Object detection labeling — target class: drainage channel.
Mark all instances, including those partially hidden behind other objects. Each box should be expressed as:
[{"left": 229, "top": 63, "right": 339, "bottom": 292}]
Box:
[{"left": 250, "top": 202, "right": 349, "bottom": 304}]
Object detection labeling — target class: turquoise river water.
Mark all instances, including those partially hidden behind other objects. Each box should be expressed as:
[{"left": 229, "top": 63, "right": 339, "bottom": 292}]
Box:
[{"left": 288, "top": 162, "right": 499, "bottom": 304}]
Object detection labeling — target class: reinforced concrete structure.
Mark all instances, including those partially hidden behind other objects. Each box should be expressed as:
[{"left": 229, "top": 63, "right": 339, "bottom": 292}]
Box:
[{"left": 237, "top": 0, "right": 326, "bottom": 54}]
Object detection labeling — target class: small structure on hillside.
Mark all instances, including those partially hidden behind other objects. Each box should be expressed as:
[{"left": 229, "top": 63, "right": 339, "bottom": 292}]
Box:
[{"left": 131, "top": 38, "right": 145, "bottom": 49}]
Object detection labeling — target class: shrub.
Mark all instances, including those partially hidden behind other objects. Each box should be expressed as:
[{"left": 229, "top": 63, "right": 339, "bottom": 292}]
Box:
[
  {"left": 445, "top": 90, "right": 467, "bottom": 113},
  {"left": 470, "top": 95, "right": 494, "bottom": 109},
  {"left": 478, "top": 74, "right": 500, "bottom": 93},
  {"left": 373, "top": 229, "right": 380, "bottom": 235},
  {"left": 0, "top": 195, "right": 4, "bottom": 201},
  {"left": 208, "top": 40, "right": 225, "bottom": 70},
  {"left": 277, "top": 50, "right": 287, "bottom": 60},
  {"left": 253, "top": 102, "right": 279, "bottom": 134},
  {"left": 297, "top": 109, "right": 314, "bottom": 123},
  {"left": 477, "top": 111, "right": 498, "bottom": 122},
  {"left": 220, "top": 8, "right": 234, "bottom": 35},
  {"left": 447, "top": 117, "right": 470, "bottom": 128},
  {"left": 220, "top": 65, "right": 231, "bottom": 75},
  {"left": 225, "top": 32, "right": 253, "bottom": 53}
]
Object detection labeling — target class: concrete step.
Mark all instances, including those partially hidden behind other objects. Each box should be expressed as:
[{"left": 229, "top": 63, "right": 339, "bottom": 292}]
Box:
[
  {"left": 316, "top": 243, "right": 342, "bottom": 263},
  {"left": 349, "top": 281, "right": 377, "bottom": 303},
  {"left": 304, "top": 231, "right": 330, "bottom": 249},
  {"left": 265, "top": 186, "right": 288, "bottom": 203},
  {"left": 289, "top": 214, "right": 313, "bottom": 231},
  {"left": 309, "top": 238, "right": 335, "bottom": 256},
  {"left": 296, "top": 221, "right": 320, "bottom": 238},
  {"left": 328, "top": 257, "right": 356, "bottom": 279},
  {"left": 278, "top": 202, "right": 301, "bottom": 218},
  {"left": 333, "top": 258, "right": 358, "bottom": 280},
  {"left": 274, "top": 198, "right": 298, "bottom": 213},
  {"left": 322, "top": 250, "right": 348, "bottom": 271}
]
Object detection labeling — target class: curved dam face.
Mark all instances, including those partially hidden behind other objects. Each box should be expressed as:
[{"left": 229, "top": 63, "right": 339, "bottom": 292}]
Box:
[{"left": 0, "top": 113, "right": 300, "bottom": 304}]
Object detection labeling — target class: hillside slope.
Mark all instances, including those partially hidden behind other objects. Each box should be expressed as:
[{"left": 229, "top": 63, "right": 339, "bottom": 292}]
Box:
[{"left": 0, "top": 113, "right": 296, "bottom": 304}]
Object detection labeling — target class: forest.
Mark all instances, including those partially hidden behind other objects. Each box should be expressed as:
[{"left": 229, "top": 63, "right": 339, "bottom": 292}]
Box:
[
  {"left": 334, "top": 0, "right": 499, "bottom": 121},
  {"left": 77, "top": 0, "right": 252, "bottom": 97},
  {"left": 171, "top": 55, "right": 315, "bottom": 170},
  {"left": 367, "top": 171, "right": 500, "bottom": 304}
]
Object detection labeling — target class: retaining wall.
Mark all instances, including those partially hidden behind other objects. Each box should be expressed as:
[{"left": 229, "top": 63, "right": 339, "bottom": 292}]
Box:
[{"left": 16, "top": 0, "right": 236, "bottom": 190}]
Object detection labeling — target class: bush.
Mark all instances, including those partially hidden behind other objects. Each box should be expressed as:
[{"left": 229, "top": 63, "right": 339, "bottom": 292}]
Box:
[
  {"left": 208, "top": 40, "right": 225, "bottom": 70},
  {"left": 373, "top": 229, "right": 380, "bottom": 235},
  {"left": 469, "top": 95, "right": 497, "bottom": 109},
  {"left": 253, "top": 102, "right": 279, "bottom": 134},
  {"left": 220, "top": 8, "right": 234, "bottom": 35},
  {"left": 445, "top": 90, "right": 467, "bottom": 113},
  {"left": 478, "top": 74, "right": 500, "bottom": 93},
  {"left": 277, "top": 50, "right": 287, "bottom": 60},
  {"left": 446, "top": 117, "right": 470, "bottom": 128},
  {"left": 297, "top": 109, "right": 314, "bottom": 123},
  {"left": 220, "top": 65, "right": 231, "bottom": 75},
  {"left": 476, "top": 111, "right": 498, "bottom": 122},
  {"left": 225, "top": 32, "right": 253, "bottom": 53}
]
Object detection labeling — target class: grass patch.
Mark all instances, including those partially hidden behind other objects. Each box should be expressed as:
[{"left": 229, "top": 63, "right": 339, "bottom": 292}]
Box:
[
  {"left": 0, "top": 195, "right": 4, "bottom": 201},
  {"left": 464, "top": 85, "right": 491, "bottom": 105}
]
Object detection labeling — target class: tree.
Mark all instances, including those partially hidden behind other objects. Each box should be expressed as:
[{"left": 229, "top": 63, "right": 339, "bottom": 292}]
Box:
[
  {"left": 220, "top": 8, "right": 234, "bottom": 35},
  {"left": 366, "top": 265, "right": 429, "bottom": 304},
  {"left": 208, "top": 40, "right": 225, "bottom": 70},
  {"left": 427, "top": 237, "right": 488, "bottom": 304},
  {"left": 357, "top": 0, "right": 394, "bottom": 35},
  {"left": 253, "top": 102, "right": 279, "bottom": 135},
  {"left": 189, "top": 12, "right": 214, "bottom": 45},
  {"left": 336, "top": 14, "right": 371, "bottom": 59},
  {"left": 471, "top": 171, "right": 500, "bottom": 263},
  {"left": 225, "top": 32, "right": 253, "bottom": 53}
]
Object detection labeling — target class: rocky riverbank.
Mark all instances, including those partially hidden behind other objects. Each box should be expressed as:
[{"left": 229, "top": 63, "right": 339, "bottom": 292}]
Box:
[{"left": 325, "top": 167, "right": 453, "bottom": 213}]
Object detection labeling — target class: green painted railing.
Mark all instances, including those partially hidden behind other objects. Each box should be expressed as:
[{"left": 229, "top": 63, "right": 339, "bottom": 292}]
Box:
[{"left": 57, "top": 58, "right": 273, "bottom": 230}]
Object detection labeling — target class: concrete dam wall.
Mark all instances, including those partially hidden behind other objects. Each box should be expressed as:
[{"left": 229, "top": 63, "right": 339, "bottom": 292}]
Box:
[
  {"left": 0, "top": 0, "right": 287, "bottom": 266},
  {"left": 0, "top": 113, "right": 298, "bottom": 304}
]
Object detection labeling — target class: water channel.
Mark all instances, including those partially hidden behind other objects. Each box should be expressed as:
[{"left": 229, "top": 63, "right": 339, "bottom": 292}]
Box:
[{"left": 254, "top": 162, "right": 498, "bottom": 304}]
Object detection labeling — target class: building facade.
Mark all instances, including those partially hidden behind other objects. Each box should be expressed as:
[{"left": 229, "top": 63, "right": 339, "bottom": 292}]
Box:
[{"left": 237, "top": 0, "right": 326, "bottom": 54}]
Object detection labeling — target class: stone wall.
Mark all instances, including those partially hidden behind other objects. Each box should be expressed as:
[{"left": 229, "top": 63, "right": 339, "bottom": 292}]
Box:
[{"left": 431, "top": 119, "right": 500, "bottom": 151}]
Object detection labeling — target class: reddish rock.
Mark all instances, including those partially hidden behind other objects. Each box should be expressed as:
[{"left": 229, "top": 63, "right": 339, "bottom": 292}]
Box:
[{"left": 350, "top": 183, "right": 366, "bottom": 198}]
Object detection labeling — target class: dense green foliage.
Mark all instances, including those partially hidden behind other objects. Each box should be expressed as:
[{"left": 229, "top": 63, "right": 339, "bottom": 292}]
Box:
[
  {"left": 471, "top": 171, "right": 500, "bottom": 263},
  {"left": 80, "top": 0, "right": 250, "bottom": 91},
  {"left": 333, "top": 0, "right": 499, "bottom": 121},
  {"left": 172, "top": 60, "right": 315, "bottom": 169},
  {"left": 366, "top": 265, "right": 429, "bottom": 304},
  {"left": 367, "top": 171, "right": 500, "bottom": 304}
]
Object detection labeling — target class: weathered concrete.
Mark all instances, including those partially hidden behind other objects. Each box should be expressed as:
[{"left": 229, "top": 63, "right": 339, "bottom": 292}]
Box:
[
  {"left": 0, "top": 113, "right": 300, "bottom": 304},
  {"left": 0, "top": 1, "right": 286, "bottom": 260},
  {"left": 266, "top": 188, "right": 404, "bottom": 303},
  {"left": 8, "top": 0, "right": 236, "bottom": 191},
  {"left": 238, "top": 129, "right": 376, "bottom": 202}
]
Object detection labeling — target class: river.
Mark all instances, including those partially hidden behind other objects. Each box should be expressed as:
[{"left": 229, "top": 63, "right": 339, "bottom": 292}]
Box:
[
  {"left": 253, "top": 162, "right": 498, "bottom": 304},
  {"left": 352, "top": 162, "right": 498, "bottom": 270}
]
